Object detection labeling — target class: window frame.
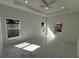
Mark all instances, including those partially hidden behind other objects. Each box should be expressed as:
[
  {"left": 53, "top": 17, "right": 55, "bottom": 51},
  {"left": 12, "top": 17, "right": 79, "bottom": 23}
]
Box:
[{"left": 5, "top": 18, "right": 21, "bottom": 40}]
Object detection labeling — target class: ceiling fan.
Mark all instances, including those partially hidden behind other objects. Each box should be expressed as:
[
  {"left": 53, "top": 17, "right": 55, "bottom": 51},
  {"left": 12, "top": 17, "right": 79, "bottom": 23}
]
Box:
[{"left": 41, "top": 0, "right": 56, "bottom": 10}]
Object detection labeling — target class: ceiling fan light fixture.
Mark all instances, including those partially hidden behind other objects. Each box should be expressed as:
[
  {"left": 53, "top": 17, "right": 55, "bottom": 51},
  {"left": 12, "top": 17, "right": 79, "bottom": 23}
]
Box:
[
  {"left": 62, "top": 6, "right": 65, "bottom": 9},
  {"left": 44, "top": 6, "right": 49, "bottom": 10}
]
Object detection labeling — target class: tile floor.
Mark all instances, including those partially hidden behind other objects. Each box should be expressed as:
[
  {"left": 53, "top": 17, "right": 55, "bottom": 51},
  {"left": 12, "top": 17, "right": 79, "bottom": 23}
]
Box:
[{"left": 1, "top": 36, "right": 77, "bottom": 58}]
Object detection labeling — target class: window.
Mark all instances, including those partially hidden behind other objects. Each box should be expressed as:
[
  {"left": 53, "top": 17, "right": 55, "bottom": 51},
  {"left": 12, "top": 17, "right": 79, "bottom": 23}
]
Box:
[
  {"left": 6, "top": 19, "right": 20, "bottom": 39},
  {"left": 41, "top": 22, "right": 45, "bottom": 32},
  {"left": 41, "top": 22, "right": 47, "bottom": 35},
  {"left": 54, "top": 22, "right": 63, "bottom": 33}
]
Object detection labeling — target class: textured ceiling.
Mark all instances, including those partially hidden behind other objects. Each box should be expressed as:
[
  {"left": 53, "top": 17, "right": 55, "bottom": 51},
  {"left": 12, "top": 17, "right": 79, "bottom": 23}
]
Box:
[
  {"left": 0, "top": 0, "right": 79, "bottom": 16},
  {"left": 15, "top": 0, "right": 69, "bottom": 15}
]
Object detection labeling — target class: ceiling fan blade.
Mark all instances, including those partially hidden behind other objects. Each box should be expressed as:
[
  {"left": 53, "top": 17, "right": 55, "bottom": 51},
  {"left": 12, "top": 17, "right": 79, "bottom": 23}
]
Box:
[
  {"left": 41, "top": 5, "right": 45, "bottom": 7},
  {"left": 49, "top": 0, "right": 56, "bottom": 5},
  {"left": 49, "top": 6, "right": 52, "bottom": 8},
  {"left": 42, "top": 0, "right": 48, "bottom": 6}
]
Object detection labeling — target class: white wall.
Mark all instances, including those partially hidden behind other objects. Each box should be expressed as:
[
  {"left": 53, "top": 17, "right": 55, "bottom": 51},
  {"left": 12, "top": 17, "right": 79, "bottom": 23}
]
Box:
[
  {"left": 0, "top": 4, "right": 43, "bottom": 45},
  {"left": 46, "top": 13, "right": 79, "bottom": 57},
  {"left": 0, "top": 3, "right": 79, "bottom": 57},
  {"left": 0, "top": 3, "right": 79, "bottom": 45},
  {"left": 77, "top": 15, "right": 79, "bottom": 57},
  {"left": 77, "top": 37, "right": 79, "bottom": 57},
  {"left": 24, "top": 13, "right": 79, "bottom": 57},
  {"left": 0, "top": 17, "right": 3, "bottom": 57},
  {"left": 48, "top": 13, "right": 79, "bottom": 44}
]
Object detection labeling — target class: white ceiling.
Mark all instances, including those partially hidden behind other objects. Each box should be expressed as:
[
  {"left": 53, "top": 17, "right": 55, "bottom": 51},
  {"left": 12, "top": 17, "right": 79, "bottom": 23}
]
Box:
[
  {"left": 15, "top": 0, "right": 68, "bottom": 13},
  {"left": 0, "top": 0, "right": 79, "bottom": 17}
]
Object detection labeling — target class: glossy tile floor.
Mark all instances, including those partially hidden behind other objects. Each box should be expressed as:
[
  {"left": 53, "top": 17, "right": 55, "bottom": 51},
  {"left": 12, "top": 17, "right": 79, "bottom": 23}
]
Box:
[{"left": 2, "top": 35, "right": 77, "bottom": 58}]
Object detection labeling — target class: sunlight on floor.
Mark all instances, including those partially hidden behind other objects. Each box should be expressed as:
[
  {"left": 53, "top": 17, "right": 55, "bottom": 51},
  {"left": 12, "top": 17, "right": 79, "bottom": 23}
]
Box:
[
  {"left": 47, "top": 27, "right": 55, "bottom": 39},
  {"left": 14, "top": 42, "right": 40, "bottom": 52},
  {"left": 46, "top": 27, "right": 55, "bottom": 42},
  {"left": 41, "top": 26, "right": 55, "bottom": 42},
  {"left": 23, "top": 44, "right": 40, "bottom": 52},
  {"left": 14, "top": 42, "right": 31, "bottom": 48}
]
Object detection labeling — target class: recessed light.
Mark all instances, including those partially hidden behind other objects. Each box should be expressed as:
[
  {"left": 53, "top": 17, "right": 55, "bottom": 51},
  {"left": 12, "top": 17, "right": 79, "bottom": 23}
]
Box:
[
  {"left": 25, "top": 0, "right": 28, "bottom": 3},
  {"left": 62, "top": 7, "right": 65, "bottom": 9}
]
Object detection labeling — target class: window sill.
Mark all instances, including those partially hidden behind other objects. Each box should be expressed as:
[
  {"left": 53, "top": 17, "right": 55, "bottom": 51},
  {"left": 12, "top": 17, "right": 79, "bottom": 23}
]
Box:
[{"left": 8, "top": 36, "right": 20, "bottom": 40}]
